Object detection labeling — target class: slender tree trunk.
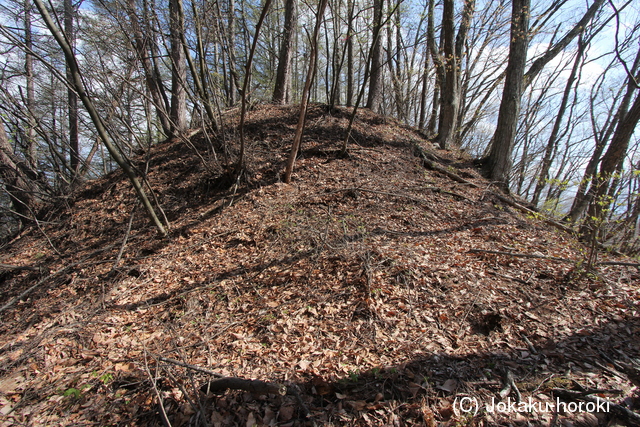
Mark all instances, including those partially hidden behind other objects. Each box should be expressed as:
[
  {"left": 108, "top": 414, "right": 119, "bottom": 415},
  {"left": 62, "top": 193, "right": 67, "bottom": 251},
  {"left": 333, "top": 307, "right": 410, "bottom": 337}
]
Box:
[
  {"left": 24, "top": 0, "right": 37, "bottom": 170},
  {"left": 567, "top": 48, "right": 640, "bottom": 222},
  {"left": 531, "top": 34, "right": 585, "bottom": 207},
  {"left": 64, "top": 0, "right": 79, "bottom": 176},
  {"left": 365, "top": 0, "right": 383, "bottom": 112},
  {"left": 34, "top": 0, "right": 167, "bottom": 236},
  {"left": 482, "top": 0, "right": 530, "bottom": 190},
  {"left": 169, "top": 0, "right": 187, "bottom": 135},
  {"left": 146, "top": 0, "right": 171, "bottom": 121},
  {"left": 191, "top": 0, "right": 219, "bottom": 130},
  {"left": 227, "top": 0, "right": 238, "bottom": 106},
  {"left": 426, "top": 0, "right": 444, "bottom": 138},
  {"left": 581, "top": 87, "right": 640, "bottom": 238},
  {"left": 236, "top": 0, "right": 273, "bottom": 174},
  {"left": 0, "top": 120, "right": 38, "bottom": 225},
  {"left": 345, "top": 0, "right": 354, "bottom": 107},
  {"left": 522, "top": 0, "right": 605, "bottom": 89},
  {"left": 125, "top": 0, "right": 171, "bottom": 136},
  {"left": 436, "top": 0, "right": 457, "bottom": 149},
  {"left": 417, "top": 46, "right": 430, "bottom": 131},
  {"left": 273, "top": 0, "right": 297, "bottom": 104},
  {"left": 177, "top": 0, "right": 218, "bottom": 129},
  {"left": 283, "top": 0, "right": 329, "bottom": 183}
]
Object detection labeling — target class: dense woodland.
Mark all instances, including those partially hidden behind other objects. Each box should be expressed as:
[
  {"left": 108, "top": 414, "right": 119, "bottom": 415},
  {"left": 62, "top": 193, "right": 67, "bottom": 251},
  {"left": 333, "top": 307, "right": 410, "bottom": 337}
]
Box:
[
  {"left": 2, "top": 1, "right": 640, "bottom": 424},
  {"left": 0, "top": 0, "right": 640, "bottom": 250}
]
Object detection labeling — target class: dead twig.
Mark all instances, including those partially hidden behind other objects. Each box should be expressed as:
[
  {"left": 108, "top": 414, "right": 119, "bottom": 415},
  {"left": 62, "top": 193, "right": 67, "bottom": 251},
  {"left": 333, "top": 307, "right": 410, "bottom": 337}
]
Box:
[
  {"left": 413, "top": 143, "right": 574, "bottom": 234},
  {"left": 111, "top": 203, "right": 137, "bottom": 271},
  {"left": 158, "top": 356, "right": 224, "bottom": 378},
  {"left": 499, "top": 367, "right": 522, "bottom": 403},
  {"left": 0, "top": 246, "right": 115, "bottom": 316},
  {"left": 145, "top": 349, "right": 172, "bottom": 427},
  {"left": 201, "top": 377, "right": 286, "bottom": 396}
]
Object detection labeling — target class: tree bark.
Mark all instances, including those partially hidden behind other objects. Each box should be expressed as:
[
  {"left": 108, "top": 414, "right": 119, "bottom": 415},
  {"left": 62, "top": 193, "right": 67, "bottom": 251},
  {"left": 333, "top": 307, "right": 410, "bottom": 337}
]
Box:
[
  {"left": 236, "top": 0, "right": 273, "bottom": 174},
  {"left": 64, "top": 0, "right": 79, "bottom": 176},
  {"left": 567, "top": 47, "right": 640, "bottom": 222},
  {"left": 482, "top": 0, "right": 530, "bottom": 190},
  {"left": 24, "top": 0, "right": 37, "bottom": 170},
  {"left": 365, "top": 0, "right": 383, "bottom": 112},
  {"left": 345, "top": 0, "right": 354, "bottom": 107},
  {"left": 0, "top": 119, "right": 38, "bottom": 224},
  {"left": 581, "top": 84, "right": 640, "bottom": 238},
  {"left": 125, "top": 0, "right": 171, "bottom": 136},
  {"left": 169, "top": 0, "right": 187, "bottom": 135},
  {"left": 272, "top": 0, "right": 297, "bottom": 104}
]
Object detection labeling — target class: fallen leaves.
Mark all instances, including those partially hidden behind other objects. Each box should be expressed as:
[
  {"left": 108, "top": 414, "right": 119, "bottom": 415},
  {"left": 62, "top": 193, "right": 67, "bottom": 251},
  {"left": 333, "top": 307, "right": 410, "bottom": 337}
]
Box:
[{"left": 0, "top": 105, "right": 638, "bottom": 426}]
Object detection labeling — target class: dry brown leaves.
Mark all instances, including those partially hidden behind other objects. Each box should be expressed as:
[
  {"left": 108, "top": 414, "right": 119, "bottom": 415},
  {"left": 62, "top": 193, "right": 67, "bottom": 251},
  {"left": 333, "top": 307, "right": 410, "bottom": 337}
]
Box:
[{"left": 0, "top": 105, "right": 638, "bottom": 426}]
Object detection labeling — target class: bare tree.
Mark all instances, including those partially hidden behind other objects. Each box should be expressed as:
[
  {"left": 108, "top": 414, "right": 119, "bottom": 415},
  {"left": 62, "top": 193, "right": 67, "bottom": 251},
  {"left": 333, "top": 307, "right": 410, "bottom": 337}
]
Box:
[
  {"left": 169, "top": 0, "right": 187, "bottom": 135},
  {"left": 236, "top": 0, "right": 273, "bottom": 174},
  {"left": 273, "top": 0, "right": 297, "bottom": 104},
  {"left": 33, "top": 0, "right": 167, "bottom": 235},
  {"left": 436, "top": 0, "right": 475, "bottom": 149},
  {"left": 283, "top": 0, "right": 329, "bottom": 182},
  {"left": 365, "top": 0, "right": 383, "bottom": 112}
]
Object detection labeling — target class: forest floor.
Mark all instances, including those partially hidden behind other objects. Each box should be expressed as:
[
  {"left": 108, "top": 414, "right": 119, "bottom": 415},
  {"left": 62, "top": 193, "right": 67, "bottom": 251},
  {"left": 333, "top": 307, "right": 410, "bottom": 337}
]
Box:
[{"left": 0, "top": 104, "right": 639, "bottom": 426}]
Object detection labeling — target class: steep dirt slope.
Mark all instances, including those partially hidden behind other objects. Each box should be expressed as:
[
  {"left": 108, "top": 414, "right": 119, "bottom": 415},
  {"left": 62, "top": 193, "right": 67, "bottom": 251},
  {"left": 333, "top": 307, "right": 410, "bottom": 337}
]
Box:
[{"left": 0, "top": 105, "right": 638, "bottom": 426}]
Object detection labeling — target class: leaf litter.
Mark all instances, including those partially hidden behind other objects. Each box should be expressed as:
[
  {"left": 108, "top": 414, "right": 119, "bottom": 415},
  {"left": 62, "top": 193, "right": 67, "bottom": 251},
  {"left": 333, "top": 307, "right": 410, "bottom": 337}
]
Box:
[{"left": 0, "top": 104, "right": 638, "bottom": 426}]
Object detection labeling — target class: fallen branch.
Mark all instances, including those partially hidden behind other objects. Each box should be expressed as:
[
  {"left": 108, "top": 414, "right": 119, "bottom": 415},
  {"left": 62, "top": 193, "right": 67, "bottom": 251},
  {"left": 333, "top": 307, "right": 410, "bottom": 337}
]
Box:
[
  {"left": 552, "top": 388, "right": 640, "bottom": 426},
  {"left": 0, "top": 253, "right": 114, "bottom": 316},
  {"left": 158, "top": 356, "right": 224, "bottom": 378},
  {"left": 158, "top": 356, "right": 286, "bottom": 396},
  {"left": 467, "top": 249, "right": 576, "bottom": 264},
  {"left": 413, "top": 143, "right": 574, "bottom": 234},
  {"left": 597, "top": 261, "right": 640, "bottom": 268},
  {"left": 499, "top": 368, "right": 522, "bottom": 403},
  {"left": 0, "top": 263, "right": 39, "bottom": 271},
  {"left": 489, "top": 191, "right": 574, "bottom": 234},
  {"left": 201, "top": 377, "right": 286, "bottom": 396},
  {"left": 469, "top": 249, "right": 639, "bottom": 269}
]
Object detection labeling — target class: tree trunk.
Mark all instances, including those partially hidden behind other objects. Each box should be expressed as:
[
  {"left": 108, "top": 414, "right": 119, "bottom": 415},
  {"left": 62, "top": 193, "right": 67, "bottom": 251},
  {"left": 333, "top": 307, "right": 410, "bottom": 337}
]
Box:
[
  {"left": 417, "top": 45, "right": 430, "bottom": 131},
  {"left": 365, "top": 0, "right": 383, "bottom": 112},
  {"left": 236, "top": 0, "right": 273, "bottom": 174},
  {"left": 426, "top": 0, "right": 444, "bottom": 138},
  {"left": 34, "top": 0, "right": 167, "bottom": 236},
  {"left": 24, "top": 0, "right": 37, "bottom": 171},
  {"left": 178, "top": 0, "right": 218, "bottom": 129},
  {"left": 272, "top": 0, "right": 297, "bottom": 104},
  {"left": 125, "top": 0, "right": 171, "bottom": 136},
  {"left": 522, "top": 0, "right": 605, "bottom": 89},
  {"left": 567, "top": 47, "right": 640, "bottom": 222},
  {"left": 64, "top": 0, "right": 79, "bottom": 176},
  {"left": 482, "top": 0, "right": 530, "bottom": 190},
  {"left": 345, "top": 0, "right": 354, "bottom": 107},
  {"left": 0, "top": 120, "right": 38, "bottom": 225},
  {"left": 581, "top": 86, "right": 640, "bottom": 239},
  {"left": 436, "top": 0, "right": 456, "bottom": 149},
  {"left": 531, "top": 34, "right": 585, "bottom": 207},
  {"left": 283, "top": 0, "right": 329, "bottom": 182},
  {"left": 169, "top": 0, "right": 187, "bottom": 135}
]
